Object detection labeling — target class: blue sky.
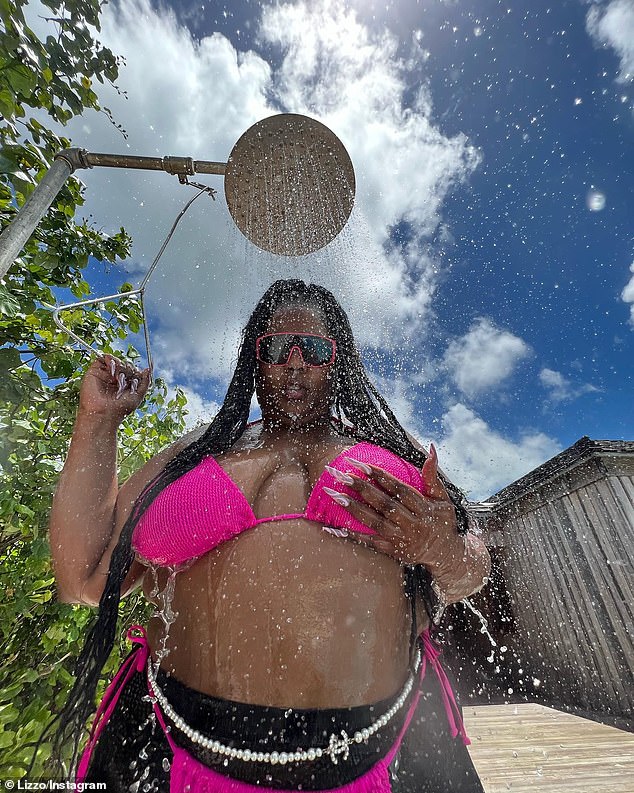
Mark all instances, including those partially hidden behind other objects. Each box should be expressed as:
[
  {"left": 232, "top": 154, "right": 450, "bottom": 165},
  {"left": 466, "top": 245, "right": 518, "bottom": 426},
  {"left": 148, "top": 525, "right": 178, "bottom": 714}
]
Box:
[{"left": 36, "top": 0, "right": 633, "bottom": 499}]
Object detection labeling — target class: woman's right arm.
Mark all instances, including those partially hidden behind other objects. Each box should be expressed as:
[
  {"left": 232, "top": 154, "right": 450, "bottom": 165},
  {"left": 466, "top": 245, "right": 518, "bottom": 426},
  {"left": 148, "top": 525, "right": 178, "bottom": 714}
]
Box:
[{"left": 49, "top": 355, "right": 204, "bottom": 606}]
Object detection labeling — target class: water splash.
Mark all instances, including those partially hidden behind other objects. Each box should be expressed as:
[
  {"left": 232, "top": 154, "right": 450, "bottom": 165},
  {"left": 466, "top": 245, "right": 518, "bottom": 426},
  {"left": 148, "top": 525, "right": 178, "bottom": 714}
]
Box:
[
  {"left": 461, "top": 597, "right": 497, "bottom": 648},
  {"left": 148, "top": 562, "right": 191, "bottom": 664}
]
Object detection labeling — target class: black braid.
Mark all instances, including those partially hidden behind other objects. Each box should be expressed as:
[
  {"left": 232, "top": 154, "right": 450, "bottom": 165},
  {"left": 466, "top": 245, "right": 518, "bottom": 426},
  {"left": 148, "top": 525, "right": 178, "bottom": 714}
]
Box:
[{"left": 47, "top": 279, "right": 468, "bottom": 776}]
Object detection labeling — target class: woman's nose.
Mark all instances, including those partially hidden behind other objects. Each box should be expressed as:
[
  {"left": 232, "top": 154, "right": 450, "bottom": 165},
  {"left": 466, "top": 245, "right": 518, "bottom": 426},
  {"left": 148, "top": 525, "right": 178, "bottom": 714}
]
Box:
[{"left": 286, "top": 346, "right": 306, "bottom": 368}]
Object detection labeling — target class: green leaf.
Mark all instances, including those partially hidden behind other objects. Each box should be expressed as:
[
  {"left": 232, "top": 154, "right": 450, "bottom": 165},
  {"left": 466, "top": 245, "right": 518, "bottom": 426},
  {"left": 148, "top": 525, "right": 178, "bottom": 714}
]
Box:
[
  {"left": 0, "top": 87, "right": 15, "bottom": 118},
  {"left": 0, "top": 284, "right": 20, "bottom": 315},
  {"left": 5, "top": 63, "right": 36, "bottom": 97},
  {"left": 0, "top": 346, "right": 22, "bottom": 371}
]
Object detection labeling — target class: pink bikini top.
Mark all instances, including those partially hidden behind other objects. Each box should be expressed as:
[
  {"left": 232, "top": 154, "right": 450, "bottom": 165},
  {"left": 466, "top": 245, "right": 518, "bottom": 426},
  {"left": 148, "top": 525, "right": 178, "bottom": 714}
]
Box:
[{"left": 132, "top": 441, "right": 428, "bottom": 566}]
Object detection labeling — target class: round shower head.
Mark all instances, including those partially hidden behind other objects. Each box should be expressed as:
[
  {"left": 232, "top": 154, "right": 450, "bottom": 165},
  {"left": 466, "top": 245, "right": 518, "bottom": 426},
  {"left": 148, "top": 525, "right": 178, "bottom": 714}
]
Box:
[{"left": 224, "top": 114, "right": 355, "bottom": 257}]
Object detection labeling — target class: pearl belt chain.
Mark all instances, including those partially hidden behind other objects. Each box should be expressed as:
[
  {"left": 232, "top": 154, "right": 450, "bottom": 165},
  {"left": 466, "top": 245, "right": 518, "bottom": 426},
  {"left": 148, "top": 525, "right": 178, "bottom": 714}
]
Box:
[{"left": 145, "top": 650, "right": 421, "bottom": 766}]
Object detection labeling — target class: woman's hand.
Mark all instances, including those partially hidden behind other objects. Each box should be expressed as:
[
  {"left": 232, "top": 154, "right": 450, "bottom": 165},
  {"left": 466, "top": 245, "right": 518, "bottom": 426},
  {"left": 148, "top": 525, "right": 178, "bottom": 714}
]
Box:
[
  {"left": 325, "top": 444, "right": 463, "bottom": 568},
  {"left": 78, "top": 354, "right": 151, "bottom": 425},
  {"left": 323, "top": 444, "right": 491, "bottom": 603}
]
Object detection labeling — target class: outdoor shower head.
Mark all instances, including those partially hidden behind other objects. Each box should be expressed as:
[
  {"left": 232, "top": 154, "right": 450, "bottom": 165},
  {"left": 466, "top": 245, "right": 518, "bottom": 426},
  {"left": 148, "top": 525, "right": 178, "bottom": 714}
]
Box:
[
  {"left": 17, "top": 113, "right": 356, "bottom": 371},
  {"left": 224, "top": 114, "right": 356, "bottom": 257}
]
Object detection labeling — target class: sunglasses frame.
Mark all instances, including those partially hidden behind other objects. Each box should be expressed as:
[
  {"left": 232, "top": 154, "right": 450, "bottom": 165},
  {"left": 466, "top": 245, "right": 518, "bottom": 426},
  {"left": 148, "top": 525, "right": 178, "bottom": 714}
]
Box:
[{"left": 255, "top": 332, "right": 337, "bottom": 367}]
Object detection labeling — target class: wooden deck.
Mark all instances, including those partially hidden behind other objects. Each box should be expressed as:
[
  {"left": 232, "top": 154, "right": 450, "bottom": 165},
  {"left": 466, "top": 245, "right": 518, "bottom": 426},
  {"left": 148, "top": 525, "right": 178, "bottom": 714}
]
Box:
[{"left": 463, "top": 703, "right": 634, "bottom": 792}]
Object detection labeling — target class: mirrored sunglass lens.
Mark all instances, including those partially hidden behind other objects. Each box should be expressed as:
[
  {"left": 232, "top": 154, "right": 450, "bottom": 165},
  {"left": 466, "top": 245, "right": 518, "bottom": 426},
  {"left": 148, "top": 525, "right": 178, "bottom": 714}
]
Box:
[
  {"left": 259, "top": 335, "right": 292, "bottom": 364},
  {"left": 300, "top": 336, "right": 333, "bottom": 364}
]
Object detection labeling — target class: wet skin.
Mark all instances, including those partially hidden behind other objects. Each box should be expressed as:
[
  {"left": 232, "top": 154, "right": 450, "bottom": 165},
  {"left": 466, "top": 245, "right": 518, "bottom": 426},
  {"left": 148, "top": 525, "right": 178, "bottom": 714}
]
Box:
[{"left": 143, "top": 307, "right": 425, "bottom": 708}]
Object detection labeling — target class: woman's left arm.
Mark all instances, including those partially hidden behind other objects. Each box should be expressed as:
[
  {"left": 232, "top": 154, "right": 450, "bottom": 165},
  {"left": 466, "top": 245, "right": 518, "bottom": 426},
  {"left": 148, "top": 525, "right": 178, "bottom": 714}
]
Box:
[{"left": 332, "top": 444, "right": 491, "bottom": 605}]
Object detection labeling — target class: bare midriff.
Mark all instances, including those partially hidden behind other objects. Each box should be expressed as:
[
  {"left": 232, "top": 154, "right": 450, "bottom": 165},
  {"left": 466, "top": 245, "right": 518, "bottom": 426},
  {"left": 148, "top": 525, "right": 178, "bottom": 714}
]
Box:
[
  {"left": 144, "top": 520, "right": 415, "bottom": 708},
  {"left": 141, "top": 435, "right": 428, "bottom": 709}
]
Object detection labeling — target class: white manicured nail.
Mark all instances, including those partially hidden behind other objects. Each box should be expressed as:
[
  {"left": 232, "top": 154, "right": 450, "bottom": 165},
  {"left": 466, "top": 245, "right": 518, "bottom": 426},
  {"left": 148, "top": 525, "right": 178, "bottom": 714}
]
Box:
[
  {"left": 324, "top": 465, "right": 354, "bottom": 485},
  {"left": 345, "top": 458, "right": 372, "bottom": 475},
  {"left": 323, "top": 487, "right": 351, "bottom": 507},
  {"left": 115, "top": 371, "right": 127, "bottom": 399}
]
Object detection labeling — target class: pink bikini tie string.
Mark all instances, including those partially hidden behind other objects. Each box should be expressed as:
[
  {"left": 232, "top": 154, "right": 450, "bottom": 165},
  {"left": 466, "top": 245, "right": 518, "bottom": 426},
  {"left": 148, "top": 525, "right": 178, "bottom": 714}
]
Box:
[
  {"left": 76, "top": 625, "right": 150, "bottom": 781},
  {"left": 420, "top": 630, "right": 470, "bottom": 745}
]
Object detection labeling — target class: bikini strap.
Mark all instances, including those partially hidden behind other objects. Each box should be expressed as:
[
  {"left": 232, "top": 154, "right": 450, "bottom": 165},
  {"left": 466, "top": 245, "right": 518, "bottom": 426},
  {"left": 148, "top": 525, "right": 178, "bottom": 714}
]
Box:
[
  {"left": 76, "top": 625, "right": 150, "bottom": 781},
  {"left": 420, "top": 629, "right": 470, "bottom": 745}
]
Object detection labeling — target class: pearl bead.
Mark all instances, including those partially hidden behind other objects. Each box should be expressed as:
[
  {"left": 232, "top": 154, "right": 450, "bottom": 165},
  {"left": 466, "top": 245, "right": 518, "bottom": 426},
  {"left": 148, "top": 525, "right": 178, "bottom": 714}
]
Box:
[
  {"left": 315, "top": 748, "right": 323, "bottom": 758},
  {"left": 279, "top": 753, "right": 288, "bottom": 765},
  {"left": 354, "top": 732, "right": 363, "bottom": 743},
  {"left": 307, "top": 749, "right": 316, "bottom": 761},
  {"left": 270, "top": 752, "right": 279, "bottom": 765}
]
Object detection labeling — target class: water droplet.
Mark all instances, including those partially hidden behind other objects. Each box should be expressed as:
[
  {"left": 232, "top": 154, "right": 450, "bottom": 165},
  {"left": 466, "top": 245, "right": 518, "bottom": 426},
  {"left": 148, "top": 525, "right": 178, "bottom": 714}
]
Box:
[{"left": 586, "top": 190, "right": 606, "bottom": 211}]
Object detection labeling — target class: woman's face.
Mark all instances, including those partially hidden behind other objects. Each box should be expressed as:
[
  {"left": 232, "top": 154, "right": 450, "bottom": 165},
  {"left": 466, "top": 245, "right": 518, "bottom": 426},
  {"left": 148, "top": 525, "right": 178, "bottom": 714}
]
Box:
[{"left": 255, "top": 305, "right": 335, "bottom": 431}]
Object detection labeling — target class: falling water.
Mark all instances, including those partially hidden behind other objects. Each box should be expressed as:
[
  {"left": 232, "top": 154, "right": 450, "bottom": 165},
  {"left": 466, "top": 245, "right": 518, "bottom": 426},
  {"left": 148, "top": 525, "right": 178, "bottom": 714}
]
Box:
[
  {"left": 147, "top": 563, "right": 190, "bottom": 664},
  {"left": 126, "top": 563, "right": 190, "bottom": 791}
]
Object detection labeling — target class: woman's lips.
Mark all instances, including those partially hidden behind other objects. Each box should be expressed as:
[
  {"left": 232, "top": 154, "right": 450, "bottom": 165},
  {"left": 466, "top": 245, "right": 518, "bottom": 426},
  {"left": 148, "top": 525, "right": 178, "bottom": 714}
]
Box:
[{"left": 282, "top": 383, "right": 307, "bottom": 400}]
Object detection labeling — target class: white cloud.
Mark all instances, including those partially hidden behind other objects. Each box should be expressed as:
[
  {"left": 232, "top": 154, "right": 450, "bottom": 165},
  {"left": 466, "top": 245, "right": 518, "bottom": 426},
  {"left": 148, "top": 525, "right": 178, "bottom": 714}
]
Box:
[
  {"left": 179, "top": 387, "right": 221, "bottom": 431},
  {"left": 622, "top": 261, "right": 634, "bottom": 326},
  {"left": 539, "top": 367, "right": 600, "bottom": 402},
  {"left": 436, "top": 403, "right": 561, "bottom": 500},
  {"left": 586, "top": 0, "right": 634, "bottom": 83},
  {"left": 442, "top": 318, "right": 531, "bottom": 397},
  {"left": 31, "top": 0, "right": 478, "bottom": 388}
]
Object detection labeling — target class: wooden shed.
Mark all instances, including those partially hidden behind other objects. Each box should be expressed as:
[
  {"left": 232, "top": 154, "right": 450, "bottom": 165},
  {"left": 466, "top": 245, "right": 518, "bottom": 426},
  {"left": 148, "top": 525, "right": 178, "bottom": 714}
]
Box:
[{"left": 445, "top": 437, "right": 634, "bottom": 729}]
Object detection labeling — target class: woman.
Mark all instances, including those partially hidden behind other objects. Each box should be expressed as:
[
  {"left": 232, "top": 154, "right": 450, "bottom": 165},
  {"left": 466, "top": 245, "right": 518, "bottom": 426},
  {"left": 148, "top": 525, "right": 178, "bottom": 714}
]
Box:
[{"left": 49, "top": 279, "right": 490, "bottom": 791}]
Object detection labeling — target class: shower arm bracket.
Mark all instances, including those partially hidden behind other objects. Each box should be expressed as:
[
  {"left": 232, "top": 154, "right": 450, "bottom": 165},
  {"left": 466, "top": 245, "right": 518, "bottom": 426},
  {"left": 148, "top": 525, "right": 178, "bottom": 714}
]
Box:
[{"left": 0, "top": 147, "right": 227, "bottom": 280}]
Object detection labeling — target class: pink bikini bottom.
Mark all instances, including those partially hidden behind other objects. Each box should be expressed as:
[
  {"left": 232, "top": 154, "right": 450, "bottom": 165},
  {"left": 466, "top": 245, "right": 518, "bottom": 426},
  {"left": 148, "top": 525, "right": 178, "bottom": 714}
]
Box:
[{"left": 78, "top": 627, "right": 469, "bottom": 792}]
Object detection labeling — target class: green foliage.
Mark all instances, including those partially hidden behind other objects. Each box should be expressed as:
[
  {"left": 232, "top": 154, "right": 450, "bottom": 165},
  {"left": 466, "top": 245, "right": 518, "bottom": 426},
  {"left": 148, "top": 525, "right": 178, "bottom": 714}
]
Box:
[
  {"left": 0, "top": 369, "right": 187, "bottom": 777},
  {"left": 0, "top": 0, "right": 189, "bottom": 778}
]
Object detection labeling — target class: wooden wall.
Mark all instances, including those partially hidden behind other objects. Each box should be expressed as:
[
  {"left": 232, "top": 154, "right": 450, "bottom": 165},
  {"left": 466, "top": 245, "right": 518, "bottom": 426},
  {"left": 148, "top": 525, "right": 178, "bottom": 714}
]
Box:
[{"left": 478, "top": 451, "right": 634, "bottom": 722}]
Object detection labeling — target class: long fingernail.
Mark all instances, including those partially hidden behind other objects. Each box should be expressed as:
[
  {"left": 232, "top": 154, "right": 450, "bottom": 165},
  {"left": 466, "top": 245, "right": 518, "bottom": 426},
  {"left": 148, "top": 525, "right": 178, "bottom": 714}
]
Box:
[
  {"left": 322, "top": 526, "right": 349, "bottom": 538},
  {"left": 115, "top": 372, "right": 127, "bottom": 399},
  {"left": 324, "top": 465, "right": 354, "bottom": 485},
  {"left": 110, "top": 360, "right": 116, "bottom": 377},
  {"left": 323, "top": 487, "right": 351, "bottom": 507},
  {"left": 345, "top": 458, "right": 372, "bottom": 475},
  {"left": 130, "top": 378, "right": 139, "bottom": 394}
]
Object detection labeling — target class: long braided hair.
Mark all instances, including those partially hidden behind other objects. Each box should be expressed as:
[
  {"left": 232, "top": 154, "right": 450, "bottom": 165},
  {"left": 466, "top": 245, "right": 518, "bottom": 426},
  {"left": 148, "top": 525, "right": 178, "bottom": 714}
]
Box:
[{"left": 50, "top": 278, "right": 468, "bottom": 774}]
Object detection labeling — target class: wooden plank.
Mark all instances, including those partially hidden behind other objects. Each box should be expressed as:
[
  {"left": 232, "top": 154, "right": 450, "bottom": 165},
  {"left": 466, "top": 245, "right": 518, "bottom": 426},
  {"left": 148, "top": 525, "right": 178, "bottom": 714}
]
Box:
[
  {"left": 559, "top": 491, "right": 628, "bottom": 689},
  {"left": 565, "top": 487, "right": 634, "bottom": 698},
  {"left": 579, "top": 481, "right": 634, "bottom": 674},
  {"left": 464, "top": 703, "right": 634, "bottom": 793},
  {"left": 583, "top": 480, "right": 633, "bottom": 610},
  {"left": 501, "top": 512, "right": 570, "bottom": 695},
  {"left": 531, "top": 504, "right": 607, "bottom": 700},
  {"left": 609, "top": 474, "right": 634, "bottom": 518},
  {"left": 551, "top": 492, "right": 625, "bottom": 687},
  {"left": 507, "top": 508, "right": 596, "bottom": 702}
]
